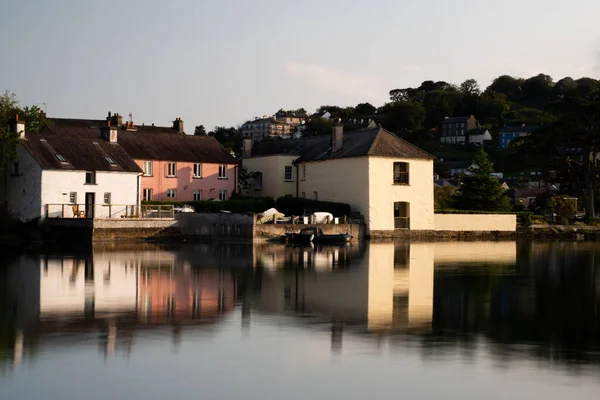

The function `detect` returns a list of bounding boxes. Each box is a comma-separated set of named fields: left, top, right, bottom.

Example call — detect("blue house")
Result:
left=498, top=125, right=539, bottom=149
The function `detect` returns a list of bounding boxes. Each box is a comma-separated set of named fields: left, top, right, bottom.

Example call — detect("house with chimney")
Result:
left=242, top=123, right=435, bottom=234
left=0, top=115, right=142, bottom=222
left=46, top=113, right=239, bottom=202
left=439, top=115, right=491, bottom=145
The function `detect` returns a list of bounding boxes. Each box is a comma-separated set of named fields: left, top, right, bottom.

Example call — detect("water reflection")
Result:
left=1, top=240, right=600, bottom=377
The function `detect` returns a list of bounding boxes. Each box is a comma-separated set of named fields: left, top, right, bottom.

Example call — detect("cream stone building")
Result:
left=242, top=124, right=435, bottom=234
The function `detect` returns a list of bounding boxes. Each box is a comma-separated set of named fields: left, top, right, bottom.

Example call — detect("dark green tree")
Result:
left=453, top=148, right=510, bottom=211
left=0, top=91, right=44, bottom=173
left=194, top=125, right=207, bottom=136
left=377, top=101, right=426, bottom=135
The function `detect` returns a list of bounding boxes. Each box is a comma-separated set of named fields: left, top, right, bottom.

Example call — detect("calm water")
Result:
left=1, top=241, right=599, bottom=399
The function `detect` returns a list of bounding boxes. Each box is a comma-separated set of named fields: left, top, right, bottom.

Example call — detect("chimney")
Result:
left=101, top=120, right=118, bottom=143
left=40, top=110, right=46, bottom=122
left=8, top=114, right=26, bottom=140
left=242, top=137, right=253, bottom=158
left=110, top=112, right=123, bottom=127
left=332, top=119, right=344, bottom=153
left=173, top=117, right=184, bottom=134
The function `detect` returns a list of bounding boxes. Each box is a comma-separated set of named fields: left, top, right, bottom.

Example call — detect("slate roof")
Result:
left=117, top=131, right=237, bottom=164
left=499, top=125, right=540, bottom=134
left=249, top=128, right=434, bottom=163
left=49, top=118, right=185, bottom=135
left=23, top=126, right=142, bottom=172
left=442, top=116, right=470, bottom=124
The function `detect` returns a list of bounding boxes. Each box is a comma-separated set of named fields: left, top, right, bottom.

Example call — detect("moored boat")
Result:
left=285, top=227, right=353, bottom=244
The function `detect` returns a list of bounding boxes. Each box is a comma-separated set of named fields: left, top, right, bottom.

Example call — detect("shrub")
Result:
left=275, top=197, right=352, bottom=217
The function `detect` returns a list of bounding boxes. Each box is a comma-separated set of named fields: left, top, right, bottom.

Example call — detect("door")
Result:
left=85, top=192, right=95, bottom=219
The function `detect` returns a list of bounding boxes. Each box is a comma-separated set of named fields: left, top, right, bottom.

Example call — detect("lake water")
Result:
left=1, top=241, right=599, bottom=399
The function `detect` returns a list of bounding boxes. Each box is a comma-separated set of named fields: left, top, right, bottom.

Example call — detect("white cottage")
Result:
left=242, top=124, right=435, bottom=234
left=1, top=117, right=142, bottom=222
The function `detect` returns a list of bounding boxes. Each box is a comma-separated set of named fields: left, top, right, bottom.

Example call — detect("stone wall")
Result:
left=176, top=213, right=255, bottom=239
left=255, top=222, right=364, bottom=241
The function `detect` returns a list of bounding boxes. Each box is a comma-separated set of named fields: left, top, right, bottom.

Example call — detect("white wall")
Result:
left=42, top=170, right=140, bottom=219
left=4, top=145, right=43, bottom=222
left=434, top=213, right=516, bottom=232
left=368, top=157, right=434, bottom=231
left=297, top=156, right=370, bottom=217
left=243, top=155, right=297, bottom=199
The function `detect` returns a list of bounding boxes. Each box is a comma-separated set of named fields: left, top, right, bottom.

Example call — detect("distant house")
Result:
left=439, top=115, right=480, bottom=144
left=468, top=128, right=492, bottom=146
left=48, top=113, right=238, bottom=202
left=504, top=187, right=557, bottom=209
left=241, top=117, right=292, bottom=142
left=274, top=112, right=306, bottom=127
left=0, top=115, right=142, bottom=222
left=243, top=124, right=435, bottom=234
left=498, top=124, right=539, bottom=149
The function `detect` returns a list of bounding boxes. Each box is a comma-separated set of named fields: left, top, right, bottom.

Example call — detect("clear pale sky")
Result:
left=1, top=0, right=598, bottom=131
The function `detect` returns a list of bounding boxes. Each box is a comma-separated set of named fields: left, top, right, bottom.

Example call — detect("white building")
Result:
left=242, top=124, right=435, bottom=234
left=1, top=117, right=142, bottom=222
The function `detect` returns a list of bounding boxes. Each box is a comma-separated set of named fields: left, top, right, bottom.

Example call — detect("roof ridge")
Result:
left=371, top=128, right=436, bottom=159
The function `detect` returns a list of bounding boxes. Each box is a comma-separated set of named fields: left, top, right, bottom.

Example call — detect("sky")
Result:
left=1, top=0, right=599, bottom=131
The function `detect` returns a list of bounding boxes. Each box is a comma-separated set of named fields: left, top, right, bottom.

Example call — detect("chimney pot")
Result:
left=242, top=137, right=253, bottom=158
left=332, top=122, right=344, bottom=153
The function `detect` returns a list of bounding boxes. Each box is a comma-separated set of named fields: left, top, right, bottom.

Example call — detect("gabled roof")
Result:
left=499, top=125, right=540, bottom=134
left=23, top=126, right=142, bottom=172
left=117, top=131, right=237, bottom=164
left=443, top=116, right=471, bottom=123
left=47, top=117, right=237, bottom=164
left=250, top=128, right=434, bottom=163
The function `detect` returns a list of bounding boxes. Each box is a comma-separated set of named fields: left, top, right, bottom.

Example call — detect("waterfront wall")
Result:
left=254, top=223, right=364, bottom=241
left=176, top=213, right=254, bottom=239
left=433, top=214, right=516, bottom=232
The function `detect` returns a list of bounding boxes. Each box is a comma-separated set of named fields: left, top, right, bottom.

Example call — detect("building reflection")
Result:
left=1, top=247, right=237, bottom=366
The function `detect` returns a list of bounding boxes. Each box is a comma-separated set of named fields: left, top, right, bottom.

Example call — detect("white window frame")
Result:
left=69, top=192, right=77, bottom=204
left=193, top=189, right=202, bottom=201
left=301, top=164, right=306, bottom=180
left=193, top=163, right=203, bottom=178
left=143, top=188, right=152, bottom=201
left=85, top=171, right=96, bottom=184
left=219, top=190, right=228, bottom=201
left=103, top=192, right=111, bottom=205
left=143, top=161, right=153, bottom=176
left=218, top=164, right=227, bottom=179
left=167, top=189, right=177, bottom=198
left=284, top=166, right=293, bottom=181
left=166, top=162, right=177, bottom=177
left=255, top=172, right=263, bottom=190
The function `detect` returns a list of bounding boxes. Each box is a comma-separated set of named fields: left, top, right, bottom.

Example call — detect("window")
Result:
left=10, top=162, right=18, bottom=176
left=219, top=190, right=228, bottom=201
left=255, top=172, right=263, bottom=190
left=393, top=162, right=409, bottom=185
left=167, top=189, right=176, bottom=198
left=193, top=189, right=202, bottom=201
left=301, top=164, right=306, bottom=180
left=394, top=201, right=410, bottom=229
left=55, top=154, right=67, bottom=163
left=301, top=192, right=306, bottom=199
left=284, top=166, right=293, bottom=181
left=103, top=192, right=111, bottom=204
left=104, top=156, right=116, bottom=165
left=85, top=171, right=96, bottom=184
left=143, top=161, right=153, bottom=176
left=143, top=188, right=152, bottom=201
left=193, top=163, right=203, bottom=178
left=166, top=162, right=177, bottom=177
left=314, top=191, right=318, bottom=200
left=218, top=164, right=227, bottom=179
left=69, top=192, right=77, bottom=204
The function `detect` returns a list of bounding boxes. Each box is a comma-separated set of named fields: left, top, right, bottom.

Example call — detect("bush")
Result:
left=275, top=197, right=352, bottom=217
left=143, top=196, right=275, bottom=214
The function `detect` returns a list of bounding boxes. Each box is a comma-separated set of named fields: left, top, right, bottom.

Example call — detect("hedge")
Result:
left=436, top=209, right=532, bottom=227
left=275, top=197, right=352, bottom=217
left=143, top=197, right=275, bottom=214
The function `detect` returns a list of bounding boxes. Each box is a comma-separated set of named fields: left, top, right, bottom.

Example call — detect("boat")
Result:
left=285, top=227, right=353, bottom=244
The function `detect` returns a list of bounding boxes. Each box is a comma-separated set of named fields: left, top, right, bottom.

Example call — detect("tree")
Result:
left=488, top=75, right=523, bottom=103
left=377, top=101, right=426, bottom=135
left=521, top=73, right=553, bottom=108
left=194, top=125, right=206, bottom=136
left=452, top=148, right=510, bottom=211
left=460, top=79, right=481, bottom=96
left=237, top=165, right=258, bottom=194
left=0, top=91, right=44, bottom=173
left=353, top=102, right=376, bottom=116
left=304, top=115, right=333, bottom=137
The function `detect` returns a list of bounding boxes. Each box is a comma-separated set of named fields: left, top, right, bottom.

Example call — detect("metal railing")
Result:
left=45, top=204, right=175, bottom=219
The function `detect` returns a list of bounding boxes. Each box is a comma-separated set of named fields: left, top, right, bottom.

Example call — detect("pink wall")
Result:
left=137, top=160, right=237, bottom=202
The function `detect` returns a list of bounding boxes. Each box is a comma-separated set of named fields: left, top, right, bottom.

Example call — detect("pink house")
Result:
left=117, top=118, right=238, bottom=202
